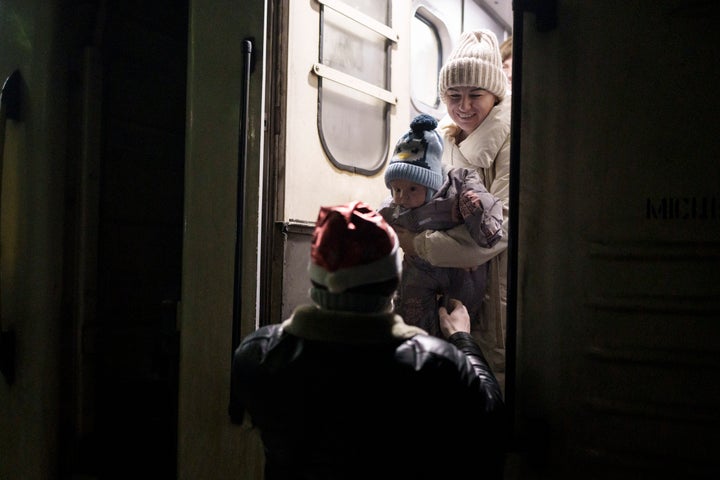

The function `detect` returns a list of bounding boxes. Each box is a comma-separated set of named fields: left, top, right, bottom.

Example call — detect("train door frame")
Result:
left=258, top=0, right=288, bottom=329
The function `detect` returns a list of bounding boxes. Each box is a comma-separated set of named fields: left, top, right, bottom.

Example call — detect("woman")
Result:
left=396, top=29, right=511, bottom=389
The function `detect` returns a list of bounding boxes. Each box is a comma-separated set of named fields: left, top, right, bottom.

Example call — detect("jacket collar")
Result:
left=282, top=304, right=426, bottom=344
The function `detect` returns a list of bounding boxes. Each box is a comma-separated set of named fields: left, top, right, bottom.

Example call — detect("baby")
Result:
left=379, top=114, right=503, bottom=336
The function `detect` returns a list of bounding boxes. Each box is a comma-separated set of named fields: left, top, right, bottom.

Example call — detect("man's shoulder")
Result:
left=397, top=333, right=464, bottom=366
left=234, top=324, right=285, bottom=361
left=241, top=324, right=283, bottom=344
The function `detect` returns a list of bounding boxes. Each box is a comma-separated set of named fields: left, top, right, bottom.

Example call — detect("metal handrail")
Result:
left=317, top=0, right=398, bottom=42
left=231, top=40, right=254, bottom=356
left=0, top=69, right=21, bottom=386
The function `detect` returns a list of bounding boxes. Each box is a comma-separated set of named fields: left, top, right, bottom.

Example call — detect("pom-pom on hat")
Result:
left=308, top=201, right=401, bottom=312
left=384, top=114, right=444, bottom=200
left=438, top=29, right=506, bottom=102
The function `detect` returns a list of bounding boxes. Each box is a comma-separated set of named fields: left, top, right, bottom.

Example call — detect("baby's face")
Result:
left=389, top=179, right=427, bottom=209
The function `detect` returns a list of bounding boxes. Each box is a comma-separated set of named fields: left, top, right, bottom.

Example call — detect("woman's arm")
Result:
left=412, top=224, right=508, bottom=268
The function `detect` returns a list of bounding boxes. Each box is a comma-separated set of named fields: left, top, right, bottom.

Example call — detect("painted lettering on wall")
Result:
left=646, top=197, right=718, bottom=219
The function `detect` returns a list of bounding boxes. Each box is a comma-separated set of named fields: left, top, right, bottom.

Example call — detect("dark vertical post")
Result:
left=232, top=39, right=254, bottom=355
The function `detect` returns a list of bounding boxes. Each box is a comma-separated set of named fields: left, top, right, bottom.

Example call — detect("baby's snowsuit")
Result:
left=379, top=167, right=503, bottom=337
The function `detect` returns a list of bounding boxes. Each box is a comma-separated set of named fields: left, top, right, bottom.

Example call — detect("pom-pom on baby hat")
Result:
left=438, top=29, right=506, bottom=102
left=384, top=114, right=444, bottom=199
left=308, top=201, right=401, bottom=312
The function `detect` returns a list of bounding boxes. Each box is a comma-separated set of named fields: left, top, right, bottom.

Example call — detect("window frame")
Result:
left=313, top=0, right=397, bottom=176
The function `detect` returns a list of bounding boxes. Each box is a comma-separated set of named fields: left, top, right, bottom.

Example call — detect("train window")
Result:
left=312, top=0, right=396, bottom=175
left=408, top=5, right=449, bottom=120
left=411, top=13, right=441, bottom=109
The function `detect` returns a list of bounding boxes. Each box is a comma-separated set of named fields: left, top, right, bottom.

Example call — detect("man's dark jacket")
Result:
left=230, top=305, right=505, bottom=480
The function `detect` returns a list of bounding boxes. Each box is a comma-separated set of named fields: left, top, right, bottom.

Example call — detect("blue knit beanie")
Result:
left=385, top=114, right=444, bottom=201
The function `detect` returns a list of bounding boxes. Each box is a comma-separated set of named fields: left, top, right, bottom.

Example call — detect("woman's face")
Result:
left=389, top=179, right=427, bottom=209
left=444, top=86, right=498, bottom=138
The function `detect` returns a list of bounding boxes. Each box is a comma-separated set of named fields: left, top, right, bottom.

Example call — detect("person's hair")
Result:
left=500, top=36, right=512, bottom=62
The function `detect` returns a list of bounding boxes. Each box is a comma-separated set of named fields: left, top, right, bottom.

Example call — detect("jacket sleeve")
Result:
left=229, top=339, right=252, bottom=424
left=456, top=169, right=504, bottom=248
left=446, top=331, right=504, bottom=405
left=228, top=326, right=280, bottom=425
left=414, top=224, right=508, bottom=268
left=414, top=140, right=510, bottom=268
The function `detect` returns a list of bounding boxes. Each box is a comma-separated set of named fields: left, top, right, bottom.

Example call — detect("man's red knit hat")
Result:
left=309, top=201, right=401, bottom=312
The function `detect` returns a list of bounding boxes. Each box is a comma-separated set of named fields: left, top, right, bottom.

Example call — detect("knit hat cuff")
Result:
left=439, top=59, right=507, bottom=101
left=309, top=240, right=401, bottom=294
left=385, top=161, right=443, bottom=193
left=309, top=288, right=392, bottom=313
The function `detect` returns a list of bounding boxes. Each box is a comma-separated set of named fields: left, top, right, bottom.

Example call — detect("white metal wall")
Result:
left=179, top=0, right=265, bottom=478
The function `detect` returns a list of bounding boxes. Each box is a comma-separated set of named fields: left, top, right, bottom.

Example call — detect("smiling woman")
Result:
left=408, top=28, right=512, bottom=393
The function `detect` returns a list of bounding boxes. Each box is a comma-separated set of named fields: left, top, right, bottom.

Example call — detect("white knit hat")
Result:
left=438, top=29, right=506, bottom=102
